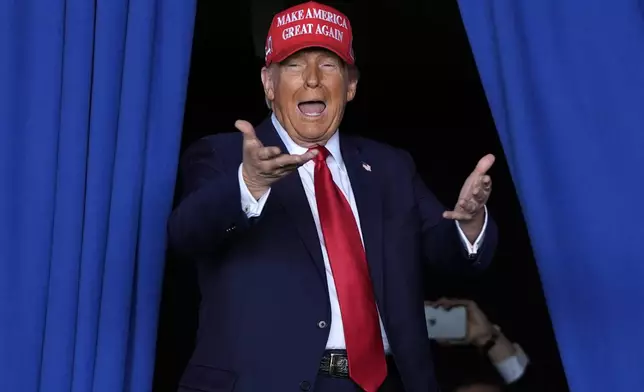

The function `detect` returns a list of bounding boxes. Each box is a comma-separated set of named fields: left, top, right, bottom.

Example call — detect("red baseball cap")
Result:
left=264, top=1, right=355, bottom=66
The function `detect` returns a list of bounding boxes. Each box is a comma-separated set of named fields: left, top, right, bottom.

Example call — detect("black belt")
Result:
left=318, top=350, right=394, bottom=379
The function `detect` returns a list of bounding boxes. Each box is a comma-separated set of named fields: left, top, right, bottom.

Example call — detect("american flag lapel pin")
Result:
left=362, top=162, right=371, bottom=172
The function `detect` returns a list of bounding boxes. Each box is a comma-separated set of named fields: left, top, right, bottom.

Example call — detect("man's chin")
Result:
left=288, top=123, right=337, bottom=146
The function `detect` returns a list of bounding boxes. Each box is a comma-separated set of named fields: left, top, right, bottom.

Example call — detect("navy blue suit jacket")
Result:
left=168, top=117, right=498, bottom=392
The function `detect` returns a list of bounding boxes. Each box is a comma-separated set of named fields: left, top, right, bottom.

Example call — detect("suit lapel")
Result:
left=255, top=119, right=326, bottom=281
left=340, top=136, right=385, bottom=300
left=253, top=119, right=386, bottom=295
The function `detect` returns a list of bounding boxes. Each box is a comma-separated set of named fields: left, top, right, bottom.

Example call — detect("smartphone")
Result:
left=424, top=305, right=467, bottom=340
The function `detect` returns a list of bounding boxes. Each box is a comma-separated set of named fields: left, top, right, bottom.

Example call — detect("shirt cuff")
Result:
left=238, top=163, right=270, bottom=218
left=455, top=205, right=488, bottom=255
left=494, top=344, right=530, bottom=384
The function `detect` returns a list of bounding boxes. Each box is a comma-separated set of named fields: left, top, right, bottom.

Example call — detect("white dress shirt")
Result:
left=238, top=114, right=488, bottom=351
left=494, top=344, right=530, bottom=384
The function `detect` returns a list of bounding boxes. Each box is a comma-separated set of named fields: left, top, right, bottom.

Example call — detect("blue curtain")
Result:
left=458, top=1, right=644, bottom=391
left=0, top=0, right=196, bottom=391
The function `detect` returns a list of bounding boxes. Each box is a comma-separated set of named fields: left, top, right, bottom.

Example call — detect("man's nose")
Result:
left=304, top=67, right=321, bottom=88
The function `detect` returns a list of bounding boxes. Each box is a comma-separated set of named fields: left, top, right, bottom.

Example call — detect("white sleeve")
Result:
left=238, top=163, right=271, bottom=217
left=455, top=205, right=488, bottom=254
left=494, top=344, right=530, bottom=384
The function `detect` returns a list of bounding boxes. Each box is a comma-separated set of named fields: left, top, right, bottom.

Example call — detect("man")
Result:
left=168, top=2, right=497, bottom=391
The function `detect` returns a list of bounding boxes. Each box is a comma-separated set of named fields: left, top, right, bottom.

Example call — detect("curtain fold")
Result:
left=457, top=1, right=644, bottom=391
left=0, top=0, right=196, bottom=391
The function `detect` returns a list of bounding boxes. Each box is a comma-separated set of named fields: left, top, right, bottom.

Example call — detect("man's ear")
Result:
left=346, top=75, right=358, bottom=102
left=261, top=66, right=275, bottom=101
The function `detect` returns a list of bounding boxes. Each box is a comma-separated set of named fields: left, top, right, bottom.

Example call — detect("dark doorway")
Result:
left=153, top=0, right=569, bottom=391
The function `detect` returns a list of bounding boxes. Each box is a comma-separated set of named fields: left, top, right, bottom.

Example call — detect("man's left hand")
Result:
left=443, top=154, right=495, bottom=228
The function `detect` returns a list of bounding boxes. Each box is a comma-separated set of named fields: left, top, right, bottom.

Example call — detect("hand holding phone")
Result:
left=424, top=304, right=467, bottom=340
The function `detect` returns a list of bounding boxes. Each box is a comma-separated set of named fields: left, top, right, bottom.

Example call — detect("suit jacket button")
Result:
left=299, top=381, right=311, bottom=391
left=317, top=321, right=327, bottom=329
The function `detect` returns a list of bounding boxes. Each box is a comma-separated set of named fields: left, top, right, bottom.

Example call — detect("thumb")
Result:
left=474, top=154, right=496, bottom=175
left=235, top=120, right=257, bottom=140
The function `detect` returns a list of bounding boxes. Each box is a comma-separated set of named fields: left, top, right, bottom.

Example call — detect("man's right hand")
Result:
left=235, top=120, right=318, bottom=200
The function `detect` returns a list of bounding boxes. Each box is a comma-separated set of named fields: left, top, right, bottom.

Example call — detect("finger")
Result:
left=481, top=175, right=492, bottom=189
left=272, top=150, right=318, bottom=168
left=472, top=184, right=482, bottom=198
left=258, top=155, right=310, bottom=174
left=257, top=146, right=282, bottom=160
left=471, top=174, right=491, bottom=195
left=473, top=154, right=495, bottom=175
left=431, top=298, right=454, bottom=308
left=477, top=191, right=490, bottom=204
left=258, top=162, right=302, bottom=178
left=437, top=298, right=471, bottom=307
left=237, top=120, right=265, bottom=151
left=472, top=186, right=488, bottom=202
left=457, top=198, right=479, bottom=214
left=235, top=120, right=257, bottom=140
left=275, top=163, right=300, bottom=172
left=298, top=148, right=319, bottom=162
left=443, top=210, right=473, bottom=221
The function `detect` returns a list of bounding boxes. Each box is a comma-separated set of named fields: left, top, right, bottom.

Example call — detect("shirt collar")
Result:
left=271, top=113, right=344, bottom=167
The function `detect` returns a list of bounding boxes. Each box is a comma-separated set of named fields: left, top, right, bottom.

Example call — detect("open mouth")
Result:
left=297, top=100, right=327, bottom=117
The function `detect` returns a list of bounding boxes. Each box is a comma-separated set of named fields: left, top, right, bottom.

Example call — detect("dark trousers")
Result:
left=314, top=359, right=404, bottom=392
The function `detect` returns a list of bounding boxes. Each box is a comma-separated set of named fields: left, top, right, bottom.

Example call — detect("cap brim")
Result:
left=269, top=41, right=354, bottom=66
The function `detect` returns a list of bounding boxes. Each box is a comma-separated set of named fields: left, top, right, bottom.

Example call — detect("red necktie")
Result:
left=311, top=146, right=387, bottom=392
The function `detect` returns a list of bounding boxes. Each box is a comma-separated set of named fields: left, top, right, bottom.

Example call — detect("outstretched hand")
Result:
left=236, top=120, right=317, bottom=199
left=443, top=154, right=495, bottom=222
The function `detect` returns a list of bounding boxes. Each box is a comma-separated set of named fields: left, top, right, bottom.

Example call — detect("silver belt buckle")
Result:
left=329, top=353, right=349, bottom=377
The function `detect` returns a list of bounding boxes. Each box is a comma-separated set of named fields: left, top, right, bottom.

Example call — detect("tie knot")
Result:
left=309, top=145, right=330, bottom=162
